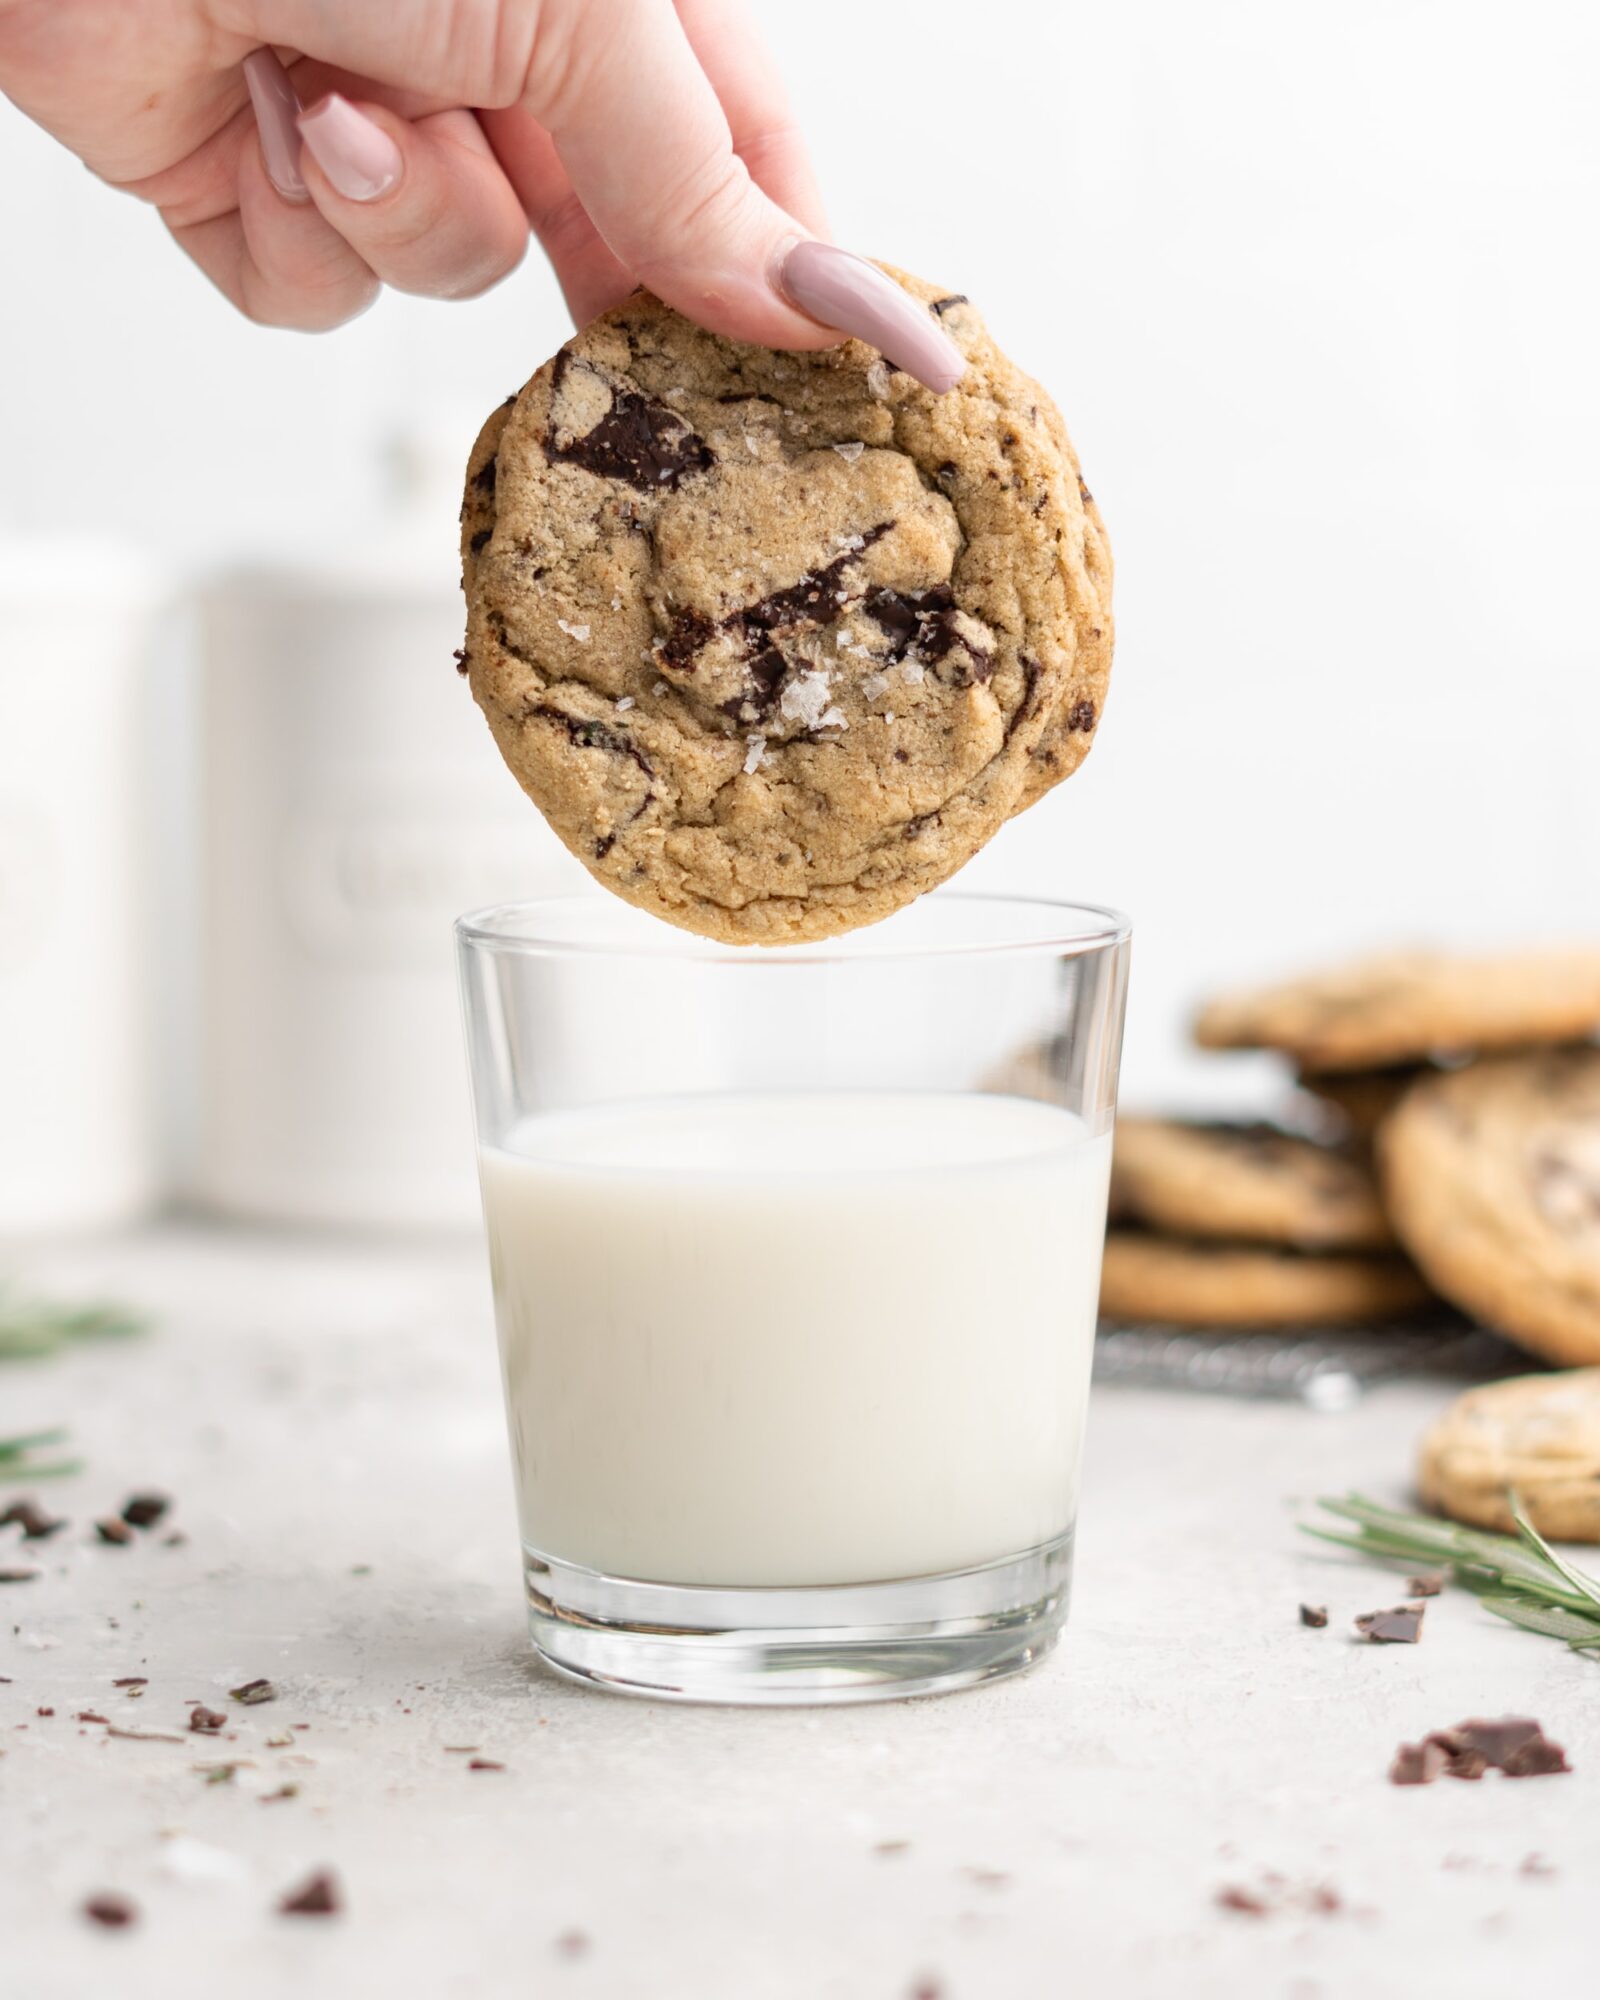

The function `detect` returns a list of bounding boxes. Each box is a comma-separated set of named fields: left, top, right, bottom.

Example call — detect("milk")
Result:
left=480, top=1092, right=1111, bottom=1588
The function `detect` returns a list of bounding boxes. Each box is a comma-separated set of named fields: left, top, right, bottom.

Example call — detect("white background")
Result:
left=3, top=0, right=1599, bottom=1113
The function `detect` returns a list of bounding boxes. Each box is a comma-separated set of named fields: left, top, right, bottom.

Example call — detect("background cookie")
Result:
left=1110, top=1117, right=1394, bottom=1248
left=460, top=272, right=1110, bottom=944
left=1419, top=1371, right=1600, bottom=1541
left=1380, top=1050, right=1600, bottom=1366
left=1194, top=948, right=1600, bottom=1072
left=1296, top=1065, right=1427, bottom=1141
left=1099, top=1231, right=1432, bottom=1328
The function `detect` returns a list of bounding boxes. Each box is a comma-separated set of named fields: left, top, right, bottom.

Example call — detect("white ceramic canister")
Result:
left=0, top=543, right=166, bottom=1232
left=196, top=434, right=587, bottom=1228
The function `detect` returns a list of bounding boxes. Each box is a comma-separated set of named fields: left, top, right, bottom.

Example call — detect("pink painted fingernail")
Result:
left=297, top=94, right=402, bottom=203
left=778, top=242, right=966, bottom=395
left=243, top=49, right=308, bottom=204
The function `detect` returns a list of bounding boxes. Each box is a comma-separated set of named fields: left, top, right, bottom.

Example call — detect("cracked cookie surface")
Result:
left=459, top=270, right=1110, bottom=943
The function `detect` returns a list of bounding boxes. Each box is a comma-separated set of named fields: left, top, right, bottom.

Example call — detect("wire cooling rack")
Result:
left=1092, top=1318, right=1531, bottom=1409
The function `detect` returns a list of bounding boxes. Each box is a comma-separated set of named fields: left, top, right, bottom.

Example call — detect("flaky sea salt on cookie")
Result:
left=458, top=272, right=1110, bottom=945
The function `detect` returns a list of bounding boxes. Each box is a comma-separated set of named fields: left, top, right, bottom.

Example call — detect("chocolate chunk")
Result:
left=660, top=608, right=716, bottom=670
left=469, top=528, right=491, bottom=554
left=121, top=1493, right=169, bottom=1530
left=0, top=1498, right=64, bottom=1539
left=1004, top=656, right=1045, bottom=742
left=679, top=523, right=893, bottom=713
left=189, top=1705, right=227, bottom=1735
left=1299, top=1603, right=1329, bottom=1628
left=1450, top=1718, right=1548, bottom=1767
left=1065, top=698, right=1097, bottom=733
left=544, top=353, right=713, bottom=492
left=230, top=1678, right=276, bottom=1706
left=1406, top=1572, right=1445, bottom=1598
left=529, top=707, right=654, bottom=783
left=454, top=647, right=471, bottom=676
left=1390, top=1739, right=1450, bottom=1786
left=929, top=294, right=969, bottom=316
left=94, top=1518, right=134, bottom=1546
left=1389, top=1717, right=1570, bottom=1785
left=83, top=1893, right=138, bottom=1929
left=903, top=812, right=940, bottom=841
left=861, top=583, right=990, bottom=683
left=1215, top=1886, right=1269, bottom=1916
left=1078, top=474, right=1094, bottom=504
left=279, top=1870, right=342, bottom=1917
left=1354, top=1603, right=1425, bottom=1643
left=738, top=522, right=890, bottom=636
left=473, top=454, right=498, bottom=494
left=1501, top=1735, right=1571, bottom=1778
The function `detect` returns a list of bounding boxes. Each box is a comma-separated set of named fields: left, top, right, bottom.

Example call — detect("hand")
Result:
left=0, top=0, right=963, bottom=388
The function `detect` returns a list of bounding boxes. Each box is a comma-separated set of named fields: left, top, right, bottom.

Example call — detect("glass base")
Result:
left=522, top=1531, right=1074, bottom=1706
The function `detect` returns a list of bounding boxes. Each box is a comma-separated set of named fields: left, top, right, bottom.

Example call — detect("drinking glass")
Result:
left=457, top=890, right=1130, bottom=1704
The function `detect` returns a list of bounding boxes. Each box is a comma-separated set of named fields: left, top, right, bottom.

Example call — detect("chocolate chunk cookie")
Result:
left=459, top=270, right=1110, bottom=943
left=1099, top=1231, right=1432, bottom=1328
left=1380, top=1051, right=1600, bottom=1365
left=1194, top=948, right=1600, bottom=1073
left=1419, top=1371, right=1600, bottom=1541
left=1111, top=1117, right=1395, bottom=1249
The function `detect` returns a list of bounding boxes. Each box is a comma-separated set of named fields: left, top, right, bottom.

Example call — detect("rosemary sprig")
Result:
left=0, top=1293, right=146, bottom=1362
left=0, top=1427, right=81, bottom=1482
left=1304, top=1493, right=1600, bottom=1656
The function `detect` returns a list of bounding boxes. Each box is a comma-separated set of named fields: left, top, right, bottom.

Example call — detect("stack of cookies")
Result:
left=1101, top=947, right=1600, bottom=1353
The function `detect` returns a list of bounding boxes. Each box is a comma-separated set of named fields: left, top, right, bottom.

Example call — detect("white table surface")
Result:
left=2, top=1225, right=1593, bottom=2000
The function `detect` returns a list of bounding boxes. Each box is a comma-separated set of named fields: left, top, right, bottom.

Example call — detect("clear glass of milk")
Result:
left=457, top=891, right=1130, bottom=1704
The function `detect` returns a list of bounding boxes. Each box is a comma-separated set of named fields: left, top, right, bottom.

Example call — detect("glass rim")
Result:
left=454, top=889, right=1131, bottom=967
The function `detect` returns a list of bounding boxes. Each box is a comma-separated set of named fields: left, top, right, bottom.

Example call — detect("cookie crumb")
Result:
left=83, top=1893, right=137, bottom=1929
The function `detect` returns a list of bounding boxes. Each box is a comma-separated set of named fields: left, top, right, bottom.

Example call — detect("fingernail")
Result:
left=297, top=94, right=402, bottom=203
left=778, top=242, right=966, bottom=395
left=243, top=49, right=309, bottom=204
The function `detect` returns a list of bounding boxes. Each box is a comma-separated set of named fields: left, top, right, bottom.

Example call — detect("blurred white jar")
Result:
left=197, top=432, right=587, bottom=1228
left=0, top=544, right=165, bottom=1231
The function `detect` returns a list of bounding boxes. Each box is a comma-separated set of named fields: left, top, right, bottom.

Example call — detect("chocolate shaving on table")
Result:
left=278, top=1869, right=342, bottom=1917
left=1299, top=1604, right=1329, bottom=1628
left=76, top=1711, right=108, bottom=1724
left=1389, top=1717, right=1570, bottom=1785
left=1406, top=1572, right=1445, bottom=1597
left=0, top=1566, right=40, bottom=1583
left=111, top=1677, right=147, bottom=1688
left=83, top=1893, right=138, bottom=1928
left=230, top=1678, right=276, bottom=1706
left=107, top=1725, right=186, bottom=1743
left=188, top=1704, right=227, bottom=1735
left=120, top=1493, right=170, bottom=1530
left=0, top=1498, right=65, bottom=1539
left=95, top=1517, right=134, bottom=1546
left=1215, top=1886, right=1269, bottom=1916
left=1354, top=1602, right=1425, bottom=1643
left=468, top=1758, right=506, bottom=1772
